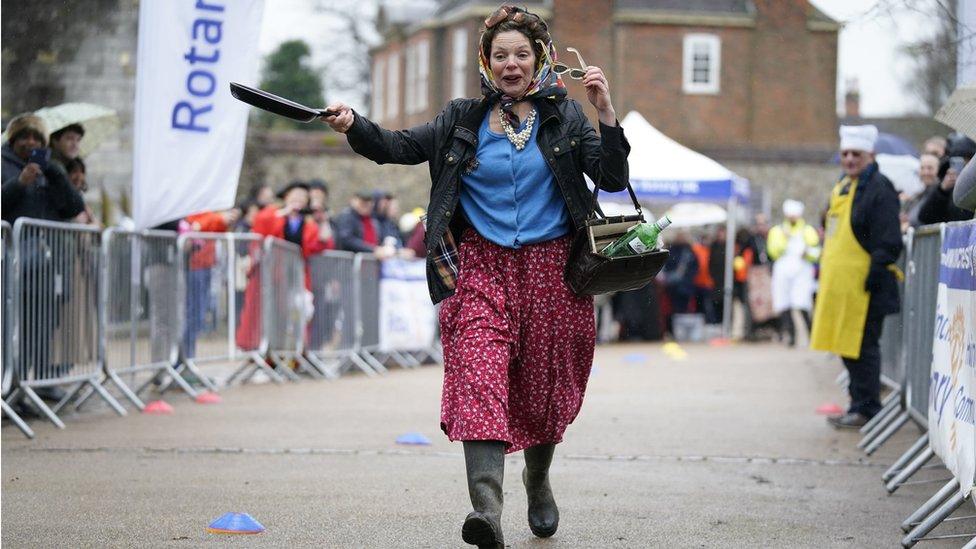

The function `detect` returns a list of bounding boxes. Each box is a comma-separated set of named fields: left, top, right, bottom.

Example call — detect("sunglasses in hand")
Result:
left=536, top=40, right=589, bottom=79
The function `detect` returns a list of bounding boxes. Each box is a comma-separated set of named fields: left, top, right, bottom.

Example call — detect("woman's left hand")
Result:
left=582, top=66, right=615, bottom=123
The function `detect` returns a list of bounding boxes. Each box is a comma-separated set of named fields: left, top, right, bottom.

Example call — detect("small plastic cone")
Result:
left=815, top=403, right=844, bottom=415
left=142, top=400, right=174, bottom=415
left=195, top=391, right=222, bottom=404
left=395, top=432, right=432, bottom=445
left=207, top=512, right=265, bottom=535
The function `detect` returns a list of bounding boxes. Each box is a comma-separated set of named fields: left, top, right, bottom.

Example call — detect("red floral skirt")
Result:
left=439, top=230, right=595, bottom=453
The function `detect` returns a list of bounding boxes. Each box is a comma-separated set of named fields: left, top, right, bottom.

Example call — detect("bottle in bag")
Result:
left=601, top=215, right=672, bottom=258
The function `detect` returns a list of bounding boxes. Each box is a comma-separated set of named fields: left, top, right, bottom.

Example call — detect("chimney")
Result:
left=844, top=77, right=860, bottom=119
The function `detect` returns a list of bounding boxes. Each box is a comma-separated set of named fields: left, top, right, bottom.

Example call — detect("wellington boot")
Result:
left=461, top=440, right=505, bottom=549
left=523, top=443, right=559, bottom=538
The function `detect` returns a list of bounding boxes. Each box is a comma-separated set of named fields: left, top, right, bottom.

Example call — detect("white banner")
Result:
left=929, top=222, right=976, bottom=498
left=133, top=0, right=264, bottom=229
left=379, top=259, right=436, bottom=352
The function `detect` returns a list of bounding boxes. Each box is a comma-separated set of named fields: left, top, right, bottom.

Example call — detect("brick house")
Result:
left=369, top=0, right=840, bottom=164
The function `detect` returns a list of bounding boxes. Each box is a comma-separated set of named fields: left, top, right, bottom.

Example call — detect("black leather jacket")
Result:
left=346, top=96, right=631, bottom=303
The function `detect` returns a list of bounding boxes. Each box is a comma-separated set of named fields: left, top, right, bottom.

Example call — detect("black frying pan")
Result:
left=229, top=82, right=338, bottom=122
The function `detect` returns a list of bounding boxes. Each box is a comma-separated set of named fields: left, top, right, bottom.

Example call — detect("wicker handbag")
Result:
left=564, top=181, right=670, bottom=295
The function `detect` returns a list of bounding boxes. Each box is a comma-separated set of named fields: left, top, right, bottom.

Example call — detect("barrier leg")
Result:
left=21, top=387, right=66, bottom=429
left=346, top=353, right=379, bottom=377
left=902, top=491, right=968, bottom=547
left=360, top=350, right=389, bottom=374
left=52, top=381, right=88, bottom=414
left=248, top=352, right=285, bottom=384
left=834, top=370, right=849, bottom=387
left=268, top=354, right=302, bottom=382
left=105, top=371, right=147, bottom=410
left=863, top=411, right=910, bottom=455
left=858, top=404, right=901, bottom=449
left=901, top=479, right=958, bottom=532
left=887, top=446, right=935, bottom=494
left=861, top=391, right=901, bottom=434
left=883, top=433, right=929, bottom=482
left=181, top=359, right=220, bottom=393
left=290, top=352, right=325, bottom=379
left=87, top=378, right=127, bottom=416
left=305, top=353, right=340, bottom=380
left=392, top=350, right=421, bottom=368
left=1, top=399, right=35, bottom=439
left=224, top=362, right=254, bottom=387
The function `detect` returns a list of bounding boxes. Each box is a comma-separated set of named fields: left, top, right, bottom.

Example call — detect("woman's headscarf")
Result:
left=478, top=5, right=566, bottom=127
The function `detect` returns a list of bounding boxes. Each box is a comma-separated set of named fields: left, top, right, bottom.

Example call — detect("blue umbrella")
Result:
left=832, top=131, right=919, bottom=162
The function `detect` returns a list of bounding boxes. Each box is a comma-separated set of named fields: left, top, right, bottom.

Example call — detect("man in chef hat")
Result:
left=811, top=125, right=903, bottom=428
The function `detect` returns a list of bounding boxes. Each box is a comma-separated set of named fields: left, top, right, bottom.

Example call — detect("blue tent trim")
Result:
left=603, top=177, right=750, bottom=204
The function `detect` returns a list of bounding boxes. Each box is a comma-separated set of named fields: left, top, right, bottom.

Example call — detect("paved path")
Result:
left=2, top=343, right=972, bottom=547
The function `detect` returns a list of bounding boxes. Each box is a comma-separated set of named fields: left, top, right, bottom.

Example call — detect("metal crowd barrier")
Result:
left=306, top=251, right=378, bottom=377
left=1, top=219, right=444, bottom=437
left=840, top=221, right=976, bottom=547
left=898, top=221, right=975, bottom=548
left=82, top=229, right=197, bottom=410
left=1, top=220, right=34, bottom=438
left=176, top=232, right=284, bottom=388
left=858, top=252, right=912, bottom=456
left=357, top=256, right=435, bottom=371
left=6, top=219, right=126, bottom=429
left=259, top=238, right=328, bottom=380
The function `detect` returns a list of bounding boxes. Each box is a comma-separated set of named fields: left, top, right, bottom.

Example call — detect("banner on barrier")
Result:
left=929, top=222, right=976, bottom=497
left=379, top=259, right=435, bottom=352
left=132, top=0, right=265, bottom=229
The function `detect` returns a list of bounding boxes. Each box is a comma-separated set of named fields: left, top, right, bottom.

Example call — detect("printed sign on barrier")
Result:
left=929, top=222, right=976, bottom=498
left=379, top=259, right=436, bottom=352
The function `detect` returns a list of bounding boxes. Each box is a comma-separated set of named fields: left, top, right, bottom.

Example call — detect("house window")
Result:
left=372, top=57, right=385, bottom=122
left=451, top=28, right=468, bottom=99
left=405, top=40, right=429, bottom=114
left=415, top=38, right=429, bottom=111
left=682, top=34, right=721, bottom=94
left=386, top=51, right=400, bottom=118
left=404, top=44, right=416, bottom=113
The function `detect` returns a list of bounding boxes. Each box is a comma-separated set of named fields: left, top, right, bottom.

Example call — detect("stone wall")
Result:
left=725, top=160, right=839, bottom=224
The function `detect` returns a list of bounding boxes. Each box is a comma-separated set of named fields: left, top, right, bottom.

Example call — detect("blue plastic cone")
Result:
left=207, top=512, right=266, bottom=535
left=395, top=432, right=432, bottom=446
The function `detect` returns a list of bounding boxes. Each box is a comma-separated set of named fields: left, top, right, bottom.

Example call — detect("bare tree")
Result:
left=900, top=0, right=958, bottom=114
left=313, top=0, right=381, bottom=113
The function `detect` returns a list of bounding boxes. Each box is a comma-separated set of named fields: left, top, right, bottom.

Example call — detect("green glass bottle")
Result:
left=601, top=215, right=672, bottom=257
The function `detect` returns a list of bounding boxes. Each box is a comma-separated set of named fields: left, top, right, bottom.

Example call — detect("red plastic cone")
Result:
left=815, top=402, right=844, bottom=415
left=708, top=337, right=732, bottom=347
left=143, top=400, right=174, bottom=415
left=195, top=391, right=222, bottom=404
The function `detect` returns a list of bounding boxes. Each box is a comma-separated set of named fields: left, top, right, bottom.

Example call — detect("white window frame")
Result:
left=451, top=27, right=468, bottom=99
left=415, top=38, right=429, bottom=112
left=682, top=34, right=721, bottom=95
left=372, top=57, right=385, bottom=122
left=386, top=51, right=400, bottom=118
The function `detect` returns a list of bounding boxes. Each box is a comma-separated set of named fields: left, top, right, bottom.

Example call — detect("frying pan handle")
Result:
left=318, top=109, right=339, bottom=118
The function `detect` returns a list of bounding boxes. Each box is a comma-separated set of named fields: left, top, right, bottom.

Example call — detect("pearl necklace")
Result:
left=499, top=107, right=536, bottom=151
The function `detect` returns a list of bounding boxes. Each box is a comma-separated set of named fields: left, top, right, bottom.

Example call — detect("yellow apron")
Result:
left=810, top=177, right=871, bottom=359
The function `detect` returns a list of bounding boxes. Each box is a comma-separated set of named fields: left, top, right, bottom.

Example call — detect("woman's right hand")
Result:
left=321, top=102, right=354, bottom=133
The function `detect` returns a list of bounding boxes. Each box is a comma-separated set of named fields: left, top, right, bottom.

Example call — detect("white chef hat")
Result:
left=839, top=125, right=878, bottom=153
left=783, top=199, right=804, bottom=217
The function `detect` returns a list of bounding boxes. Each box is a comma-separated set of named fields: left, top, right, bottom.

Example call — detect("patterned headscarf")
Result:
left=479, top=5, right=566, bottom=127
